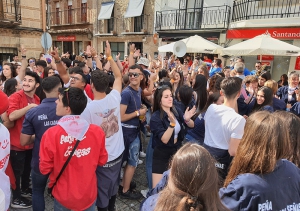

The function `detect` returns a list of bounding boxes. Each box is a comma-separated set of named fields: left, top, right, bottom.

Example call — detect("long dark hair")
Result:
left=193, top=74, right=208, bottom=111
left=1, top=63, right=17, bottom=82
left=3, top=78, right=18, bottom=96
left=177, top=85, right=193, bottom=108
left=152, top=85, right=178, bottom=118
left=252, top=86, right=273, bottom=112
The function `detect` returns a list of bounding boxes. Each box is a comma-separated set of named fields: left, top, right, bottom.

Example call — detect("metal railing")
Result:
left=0, top=0, right=21, bottom=24
left=155, top=5, right=230, bottom=31
left=49, top=7, right=89, bottom=26
left=232, top=0, right=300, bottom=22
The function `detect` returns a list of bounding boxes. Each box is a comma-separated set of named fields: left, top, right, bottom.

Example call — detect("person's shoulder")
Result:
left=278, top=85, right=288, bottom=92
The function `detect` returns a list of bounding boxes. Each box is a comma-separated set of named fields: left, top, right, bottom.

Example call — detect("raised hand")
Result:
left=129, top=43, right=135, bottom=53
left=134, top=49, right=140, bottom=58
left=86, top=45, right=91, bottom=57
left=105, top=40, right=111, bottom=58
left=20, top=44, right=27, bottom=56
left=184, top=106, right=196, bottom=122
left=116, top=52, right=120, bottom=60
left=50, top=47, right=60, bottom=60
left=91, top=46, right=97, bottom=57
left=167, top=112, right=176, bottom=125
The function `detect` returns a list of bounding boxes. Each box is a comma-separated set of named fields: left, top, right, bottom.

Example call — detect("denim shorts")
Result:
left=127, top=136, right=140, bottom=167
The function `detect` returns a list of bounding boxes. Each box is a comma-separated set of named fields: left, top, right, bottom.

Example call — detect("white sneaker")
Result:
left=141, top=189, right=149, bottom=198
left=139, top=151, right=146, bottom=158
left=138, top=159, right=143, bottom=165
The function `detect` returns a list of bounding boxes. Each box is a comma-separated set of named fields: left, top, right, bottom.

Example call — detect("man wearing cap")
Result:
left=0, top=90, right=10, bottom=211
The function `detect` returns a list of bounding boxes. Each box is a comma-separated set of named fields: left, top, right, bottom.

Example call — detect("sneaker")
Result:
left=138, top=159, right=143, bottom=165
left=11, top=197, right=32, bottom=208
left=139, top=151, right=146, bottom=158
left=21, top=188, right=32, bottom=198
left=141, top=189, right=149, bottom=198
left=119, top=189, right=142, bottom=200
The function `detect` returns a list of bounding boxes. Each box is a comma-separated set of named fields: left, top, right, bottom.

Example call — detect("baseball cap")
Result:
left=136, top=57, right=150, bottom=67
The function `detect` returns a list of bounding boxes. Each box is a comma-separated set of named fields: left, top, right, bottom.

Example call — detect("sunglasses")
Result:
left=128, top=72, right=140, bottom=78
left=29, top=60, right=35, bottom=63
left=255, top=66, right=261, bottom=68
left=64, top=88, right=70, bottom=106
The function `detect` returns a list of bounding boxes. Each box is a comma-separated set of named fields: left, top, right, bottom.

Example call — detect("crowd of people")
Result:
left=0, top=41, right=300, bottom=211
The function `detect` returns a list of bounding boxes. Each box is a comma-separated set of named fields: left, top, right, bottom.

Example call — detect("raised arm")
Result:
left=18, top=45, right=28, bottom=82
left=51, top=47, right=69, bottom=84
left=115, top=52, right=123, bottom=72
left=85, top=45, right=93, bottom=70
left=128, top=43, right=136, bottom=66
left=105, top=41, right=122, bottom=93
left=91, top=46, right=102, bottom=70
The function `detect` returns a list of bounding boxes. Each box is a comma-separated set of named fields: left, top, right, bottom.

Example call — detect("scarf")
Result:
left=57, top=115, right=89, bottom=141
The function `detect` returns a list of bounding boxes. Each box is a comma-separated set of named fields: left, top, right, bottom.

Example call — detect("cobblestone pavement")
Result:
left=11, top=137, right=149, bottom=211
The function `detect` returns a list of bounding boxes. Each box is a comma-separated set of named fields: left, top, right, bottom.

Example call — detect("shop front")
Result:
left=226, top=28, right=300, bottom=81
left=52, top=35, right=91, bottom=56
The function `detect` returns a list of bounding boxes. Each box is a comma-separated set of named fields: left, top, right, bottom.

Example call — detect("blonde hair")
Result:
left=264, top=80, right=278, bottom=95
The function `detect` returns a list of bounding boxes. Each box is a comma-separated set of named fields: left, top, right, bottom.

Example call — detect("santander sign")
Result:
left=227, top=28, right=300, bottom=39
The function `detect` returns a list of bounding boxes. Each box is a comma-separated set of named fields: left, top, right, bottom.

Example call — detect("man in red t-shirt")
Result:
left=39, top=87, right=108, bottom=211
left=7, top=71, right=40, bottom=208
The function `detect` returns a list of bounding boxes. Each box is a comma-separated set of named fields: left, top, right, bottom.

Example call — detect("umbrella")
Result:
left=158, top=35, right=223, bottom=54
left=221, top=33, right=300, bottom=58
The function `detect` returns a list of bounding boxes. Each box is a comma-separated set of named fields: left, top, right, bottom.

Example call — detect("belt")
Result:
left=102, top=153, right=123, bottom=168
left=121, top=123, right=138, bottom=129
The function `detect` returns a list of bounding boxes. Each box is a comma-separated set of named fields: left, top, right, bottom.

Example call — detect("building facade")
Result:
left=0, top=0, right=44, bottom=63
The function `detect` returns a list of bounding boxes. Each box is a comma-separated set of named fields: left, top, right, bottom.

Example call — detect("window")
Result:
left=107, top=8, right=114, bottom=33
left=67, top=0, right=72, bottom=24
left=81, top=2, right=87, bottom=22
left=55, top=2, right=60, bottom=25
left=103, top=42, right=125, bottom=61
left=0, top=0, right=3, bottom=19
left=134, top=9, right=144, bottom=32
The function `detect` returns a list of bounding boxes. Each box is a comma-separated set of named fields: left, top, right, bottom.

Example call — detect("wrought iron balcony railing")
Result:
left=49, top=7, right=89, bottom=26
left=155, top=5, right=230, bottom=31
left=232, top=0, right=300, bottom=22
left=0, top=0, right=21, bottom=24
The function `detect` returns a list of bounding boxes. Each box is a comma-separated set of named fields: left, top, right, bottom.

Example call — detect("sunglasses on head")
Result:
left=128, top=72, right=140, bottom=78
left=157, top=85, right=169, bottom=90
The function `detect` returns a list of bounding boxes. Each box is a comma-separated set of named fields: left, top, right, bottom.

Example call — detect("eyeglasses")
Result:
left=70, top=76, right=81, bottom=81
left=64, top=88, right=70, bottom=106
left=128, top=72, right=140, bottom=78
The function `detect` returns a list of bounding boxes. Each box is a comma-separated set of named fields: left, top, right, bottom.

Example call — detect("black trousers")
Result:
left=10, top=149, right=32, bottom=199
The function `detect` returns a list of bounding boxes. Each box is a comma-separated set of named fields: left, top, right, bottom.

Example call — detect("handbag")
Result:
left=47, top=139, right=80, bottom=197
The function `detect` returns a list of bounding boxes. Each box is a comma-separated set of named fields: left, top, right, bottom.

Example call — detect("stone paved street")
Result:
left=11, top=138, right=149, bottom=211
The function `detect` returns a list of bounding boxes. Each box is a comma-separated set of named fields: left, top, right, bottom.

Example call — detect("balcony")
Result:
left=49, top=7, right=90, bottom=26
left=0, top=0, right=21, bottom=26
left=155, top=5, right=231, bottom=31
left=122, top=15, right=149, bottom=34
left=232, top=0, right=300, bottom=22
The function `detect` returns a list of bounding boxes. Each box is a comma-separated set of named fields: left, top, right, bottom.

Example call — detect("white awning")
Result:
left=124, top=0, right=145, bottom=18
left=81, top=0, right=87, bottom=3
left=98, top=1, right=115, bottom=20
left=68, top=0, right=72, bottom=6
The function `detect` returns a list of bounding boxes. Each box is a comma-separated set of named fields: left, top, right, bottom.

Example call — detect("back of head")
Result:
left=91, top=70, right=109, bottom=93
left=234, top=62, right=245, bottom=74
left=224, top=111, right=290, bottom=187
left=3, top=78, right=17, bottom=97
left=215, top=58, right=222, bottom=66
left=273, top=111, right=300, bottom=168
left=158, top=69, right=168, bottom=80
left=41, top=76, right=61, bottom=93
left=61, top=58, right=72, bottom=68
left=154, top=143, right=228, bottom=211
left=178, top=85, right=193, bottom=107
left=260, top=71, right=271, bottom=81
left=36, top=60, right=47, bottom=69
left=59, top=87, right=87, bottom=115
left=264, top=80, right=277, bottom=95
left=220, top=77, right=242, bottom=99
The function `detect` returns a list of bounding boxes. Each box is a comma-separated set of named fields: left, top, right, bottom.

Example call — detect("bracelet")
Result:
left=22, top=55, right=26, bottom=58
left=135, top=110, right=140, bottom=117
left=107, top=56, right=113, bottom=61
left=169, top=123, right=175, bottom=128
left=55, top=59, right=61, bottom=64
left=130, top=52, right=134, bottom=55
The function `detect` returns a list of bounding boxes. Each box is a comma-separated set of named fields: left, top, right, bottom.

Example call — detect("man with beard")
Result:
left=7, top=70, right=40, bottom=208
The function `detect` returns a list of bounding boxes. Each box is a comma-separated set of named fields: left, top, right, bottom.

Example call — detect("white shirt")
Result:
left=81, top=89, right=124, bottom=162
left=0, top=124, right=11, bottom=211
left=204, top=104, right=245, bottom=150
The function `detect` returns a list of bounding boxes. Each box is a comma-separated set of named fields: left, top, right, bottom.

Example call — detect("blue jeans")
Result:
left=31, top=170, right=49, bottom=211
left=127, top=136, right=140, bottom=167
left=146, top=134, right=153, bottom=190
left=185, top=134, right=201, bottom=145
left=54, top=199, right=95, bottom=211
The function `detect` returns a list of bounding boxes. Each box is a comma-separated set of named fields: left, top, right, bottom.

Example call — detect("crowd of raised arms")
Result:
left=0, top=41, right=300, bottom=211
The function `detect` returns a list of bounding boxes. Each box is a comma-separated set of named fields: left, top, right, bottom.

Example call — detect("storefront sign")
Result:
left=257, top=55, right=274, bottom=60
left=295, top=56, right=300, bottom=70
left=261, top=61, right=271, bottom=66
left=227, top=28, right=300, bottom=39
left=57, top=36, right=76, bottom=41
